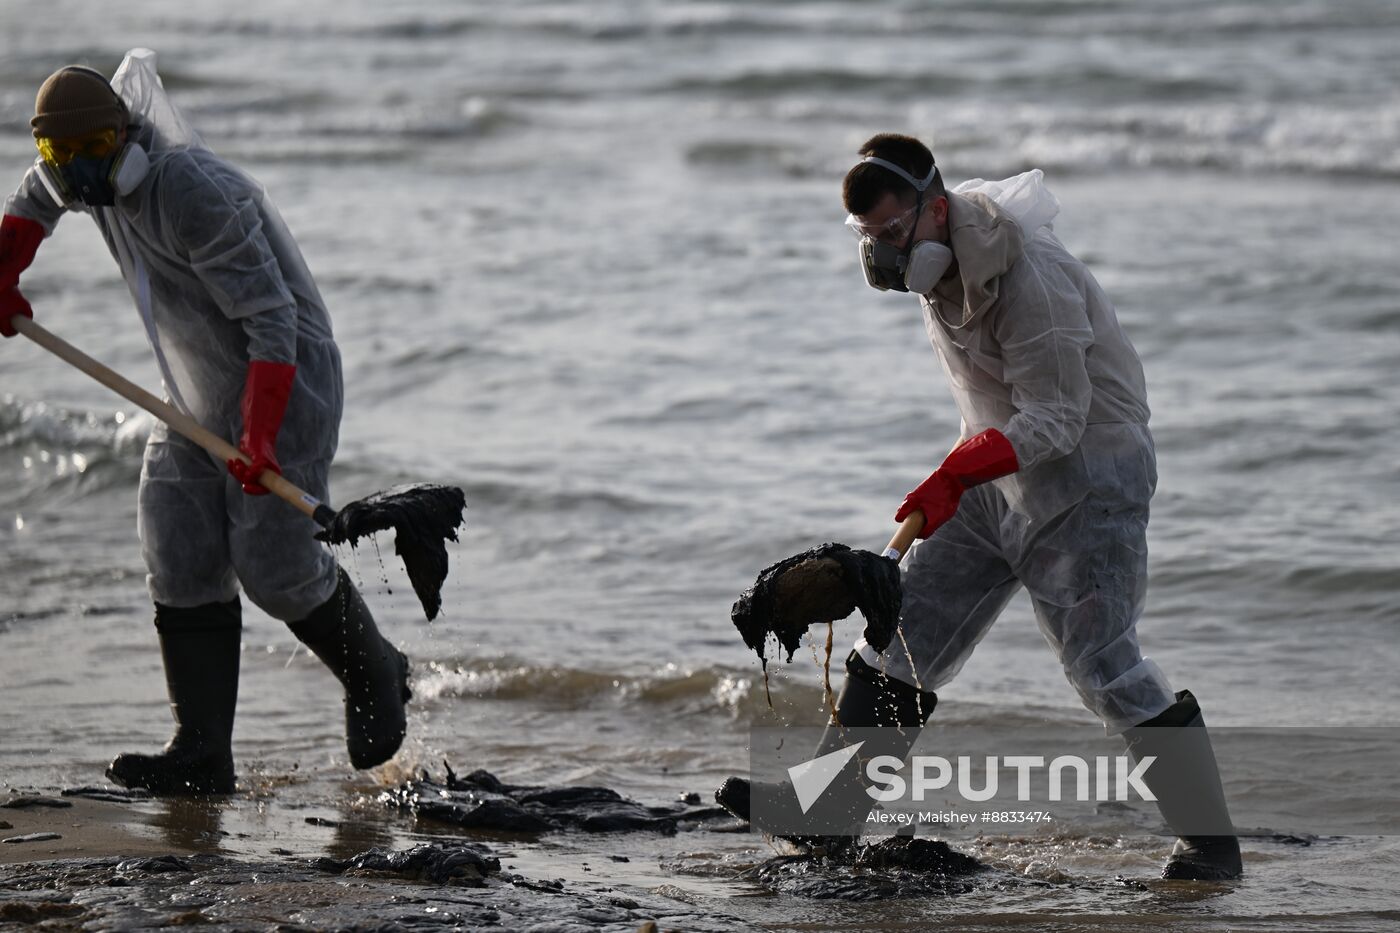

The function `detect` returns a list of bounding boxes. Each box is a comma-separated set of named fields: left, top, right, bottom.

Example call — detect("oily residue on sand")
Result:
left=381, top=762, right=731, bottom=835
left=744, top=836, right=988, bottom=901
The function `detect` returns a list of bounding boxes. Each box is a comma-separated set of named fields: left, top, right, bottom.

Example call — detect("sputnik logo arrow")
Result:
left=787, top=741, right=865, bottom=814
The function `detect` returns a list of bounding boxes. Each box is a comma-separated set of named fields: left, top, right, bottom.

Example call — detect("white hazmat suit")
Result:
left=4, top=49, right=340, bottom=621
left=855, top=171, right=1176, bottom=734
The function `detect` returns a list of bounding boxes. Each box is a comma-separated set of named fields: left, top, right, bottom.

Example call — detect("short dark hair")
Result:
left=842, top=133, right=946, bottom=215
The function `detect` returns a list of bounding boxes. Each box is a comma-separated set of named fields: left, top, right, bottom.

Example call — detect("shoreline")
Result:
left=0, top=789, right=745, bottom=931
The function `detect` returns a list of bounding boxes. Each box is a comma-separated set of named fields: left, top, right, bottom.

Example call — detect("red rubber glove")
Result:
left=1, top=214, right=45, bottom=293
left=227, top=360, right=296, bottom=495
left=0, top=287, right=33, bottom=339
left=894, top=428, right=1020, bottom=539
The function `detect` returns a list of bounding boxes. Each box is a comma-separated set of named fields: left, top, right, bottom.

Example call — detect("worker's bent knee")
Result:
left=146, top=569, right=240, bottom=611
left=238, top=559, right=338, bottom=623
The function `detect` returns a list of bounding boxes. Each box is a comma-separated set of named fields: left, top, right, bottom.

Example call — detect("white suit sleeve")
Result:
left=4, top=163, right=65, bottom=233
left=167, top=155, right=298, bottom=364
left=991, top=264, right=1094, bottom=469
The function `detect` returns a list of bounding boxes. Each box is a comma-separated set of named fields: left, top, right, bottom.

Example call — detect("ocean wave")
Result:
left=1, top=396, right=149, bottom=457
left=349, top=16, right=482, bottom=39
left=447, top=479, right=665, bottom=518
left=665, top=68, right=969, bottom=97
left=919, top=100, right=1400, bottom=181
left=142, top=14, right=479, bottom=41
left=408, top=655, right=1106, bottom=731
left=0, top=396, right=148, bottom=501
left=193, top=96, right=523, bottom=143
left=148, top=9, right=814, bottom=44
left=667, top=61, right=1236, bottom=103
left=1037, top=2, right=1400, bottom=38
left=147, top=3, right=1400, bottom=45
left=599, top=393, right=773, bottom=427
left=412, top=656, right=814, bottom=718
left=335, top=10, right=809, bottom=42
left=683, top=140, right=819, bottom=178
left=683, top=98, right=1400, bottom=182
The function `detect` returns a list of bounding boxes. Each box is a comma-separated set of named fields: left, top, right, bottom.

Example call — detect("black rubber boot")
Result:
left=716, top=651, right=936, bottom=847
left=1123, top=690, right=1242, bottom=881
left=287, top=569, right=411, bottom=770
left=107, top=599, right=241, bottom=795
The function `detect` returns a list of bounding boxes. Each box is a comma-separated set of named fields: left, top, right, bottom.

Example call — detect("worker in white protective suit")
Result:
left=717, top=134, right=1241, bottom=881
left=0, top=50, right=410, bottom=794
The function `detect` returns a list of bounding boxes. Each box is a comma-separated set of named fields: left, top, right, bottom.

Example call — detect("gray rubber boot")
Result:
left=287, top=569, right=410, bottom=769
left=107, top=599, right=241, bottom=795
left=716, top=650, right=936, bottom=848
left=1123, top=690, right=1242, bottom=881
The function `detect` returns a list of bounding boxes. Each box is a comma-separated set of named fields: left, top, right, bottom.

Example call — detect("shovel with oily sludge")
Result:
left=14, top=316, right=466, bottom=621
left=731, top=510, right=928, bottom=668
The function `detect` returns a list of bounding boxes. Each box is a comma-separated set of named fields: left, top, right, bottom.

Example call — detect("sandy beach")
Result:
left=1, top=793, right=197, bottom=865
left=0, top=785, right=748, bottom=930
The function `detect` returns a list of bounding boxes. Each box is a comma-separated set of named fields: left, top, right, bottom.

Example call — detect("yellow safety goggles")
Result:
left=36, top=129, right=120, bottom=168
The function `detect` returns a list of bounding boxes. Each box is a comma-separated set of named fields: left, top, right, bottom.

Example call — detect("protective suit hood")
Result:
left=930, top=191, right=1024, bottom=331
left=109, top=48, right=204, bottom=154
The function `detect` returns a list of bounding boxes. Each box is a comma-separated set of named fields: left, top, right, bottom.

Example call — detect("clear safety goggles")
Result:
left=844, top=202, right=922, bottom=243
left=36, top=128, right=120, bottom=168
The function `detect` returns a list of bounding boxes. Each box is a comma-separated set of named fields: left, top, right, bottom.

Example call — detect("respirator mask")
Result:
left=847, top=156, right=953, bottom=295
left=35, top=136, right=149, bottom=210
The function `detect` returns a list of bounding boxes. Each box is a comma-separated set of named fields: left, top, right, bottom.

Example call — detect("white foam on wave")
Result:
left=915, top=100, right=1400, bottom=180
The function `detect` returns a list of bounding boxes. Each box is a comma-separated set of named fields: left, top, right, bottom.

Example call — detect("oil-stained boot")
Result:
left=287, top=569, right=410, bottom=769
left=1124, top=690, right=1242, bottom=881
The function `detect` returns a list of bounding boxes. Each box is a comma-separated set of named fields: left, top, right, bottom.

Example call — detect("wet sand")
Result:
left=0, top=779, right=1010, bottom=930
left=1, top=794, right=200, bottom=865
left=0, top=848, right=741, bottom=931
left=0, top=787, right=745, bottom=931
left=3, top=756, right=1396, bottom=933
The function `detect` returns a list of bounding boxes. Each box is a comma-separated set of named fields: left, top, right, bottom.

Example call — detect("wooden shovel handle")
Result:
left=883, top=510, right=925, bottom=563
left=14, top=316, right=330, bottom=524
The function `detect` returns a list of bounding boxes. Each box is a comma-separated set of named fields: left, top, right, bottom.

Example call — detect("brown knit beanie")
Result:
left=31, top=66, right=127, bottom=139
